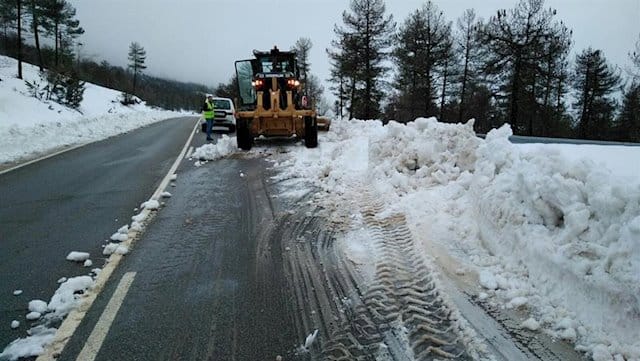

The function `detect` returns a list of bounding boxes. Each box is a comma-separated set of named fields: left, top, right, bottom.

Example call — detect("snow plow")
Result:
left=233, top=46, right=318, bottom=150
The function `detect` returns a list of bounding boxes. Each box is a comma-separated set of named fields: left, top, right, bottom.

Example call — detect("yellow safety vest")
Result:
left=203, top=100, right=214, bottom=119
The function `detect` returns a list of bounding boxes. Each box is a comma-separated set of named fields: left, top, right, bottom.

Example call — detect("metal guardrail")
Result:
left=476, top=134, right=640, bottom=146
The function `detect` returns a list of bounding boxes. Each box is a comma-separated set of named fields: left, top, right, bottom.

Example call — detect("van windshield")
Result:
left=213, top=99, right=231, bottom=110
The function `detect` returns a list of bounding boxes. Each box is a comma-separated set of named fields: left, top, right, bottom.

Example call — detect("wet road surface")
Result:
left=0, top=117, right=196, bottom=353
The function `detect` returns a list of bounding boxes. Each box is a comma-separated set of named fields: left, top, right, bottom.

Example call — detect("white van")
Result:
left=201, top=97, right=236, bottom=133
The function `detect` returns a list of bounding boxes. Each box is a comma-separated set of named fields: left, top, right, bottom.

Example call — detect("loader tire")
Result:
left=304, top=116, right=318, bottom=148
left=236, top=119, right=252, bottom=150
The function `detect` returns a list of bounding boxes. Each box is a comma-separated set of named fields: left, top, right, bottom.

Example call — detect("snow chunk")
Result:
left=131, top=212, right=146, bottom=222
left=25, top=312, right=41, bottom=320
left=192, top=135, right=237, bottom=161
left=28, top=300, right=47, bottom=314
left=0, top=325, right=56, bottom=360
left=47, top=276, right=94, bottom=318
left=478, top=271, right=498, bottom=290
left=141, top=199, right=160, bottom=210
left=103, top=243, right=129, bottom=256
left=521, top=317, right=540, bottom=331
left=109, top=232, right=128, bottom=242
left=65, top=251, right=90, bottom=262
left=83, top=259, right=93, bottom=267
left=303, top=329, right=318, bottom=349
left=130, top=221, right=143, bottom=231
left=160, top=191, right=172, bottom=198
left=169, top=174, right=177, bottom=181
left=56, top=277, right=67, bottom=284
left=10, top=320, right=19, bottom=329
left=559, top=327, right=577, bottom=341
left=12, top=290, right=22, bottom=296
left=506, top=296, right=528, bottom=309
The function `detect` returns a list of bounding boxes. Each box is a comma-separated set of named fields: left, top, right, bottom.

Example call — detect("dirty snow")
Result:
left=272, top=117, right=640, bottom=360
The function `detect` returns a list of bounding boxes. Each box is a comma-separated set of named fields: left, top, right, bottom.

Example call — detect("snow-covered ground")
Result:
left=0, top=55, right=184, bottom=166
left=267, top=118, right=640, bottom=361
left=3, top=52, right=639, bottom=359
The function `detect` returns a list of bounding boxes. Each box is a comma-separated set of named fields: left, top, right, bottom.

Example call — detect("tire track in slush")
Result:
left=278, top=191, right=473, bottom=360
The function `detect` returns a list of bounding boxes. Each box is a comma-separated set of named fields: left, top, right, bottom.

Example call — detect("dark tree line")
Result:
left=0, top=1, right=211, bottom=111
left=328, top=0, right=640, bottom=142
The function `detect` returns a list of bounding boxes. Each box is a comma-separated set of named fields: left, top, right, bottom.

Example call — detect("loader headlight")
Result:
left=252, top=79, right=264, bottom=89
left=286, top=79, right=300, bottom=88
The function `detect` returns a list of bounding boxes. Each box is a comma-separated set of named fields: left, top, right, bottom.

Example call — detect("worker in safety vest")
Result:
left=202, top=94, right=215, bottom=141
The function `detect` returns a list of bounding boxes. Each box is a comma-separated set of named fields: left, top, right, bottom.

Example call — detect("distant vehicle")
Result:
left=201, top=97, right=236, bottom=133
left=233, top=46, right=318, bottom=150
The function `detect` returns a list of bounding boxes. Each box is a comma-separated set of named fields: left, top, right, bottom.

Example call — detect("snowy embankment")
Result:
left=273, top=118, right=640, bottom=360
left=0, top=55, right=184, bottom=165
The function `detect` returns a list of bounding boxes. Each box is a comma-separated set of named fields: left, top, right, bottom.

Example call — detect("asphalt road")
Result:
left=0, top=117, right=196, bottom=352
left=56, top=150, right=312, bottom=360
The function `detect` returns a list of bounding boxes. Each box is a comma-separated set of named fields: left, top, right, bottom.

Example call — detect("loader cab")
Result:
left=235, top=46, right=301, bottom=111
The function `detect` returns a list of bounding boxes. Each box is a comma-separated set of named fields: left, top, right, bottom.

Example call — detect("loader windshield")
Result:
left=256, top=55, right=295, bottom=75
left=235, top=60, right=256, bottom=108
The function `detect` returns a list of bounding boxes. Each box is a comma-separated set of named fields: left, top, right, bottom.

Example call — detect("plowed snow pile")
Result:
left=275, top=117, right=640, bottom=360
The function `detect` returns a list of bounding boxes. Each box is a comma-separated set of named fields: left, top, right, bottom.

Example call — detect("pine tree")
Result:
left=62, top=70, right=85, bottom=109
left=293, top=37, right=312, bottom=83
left=16, top=0, right=22, bottom=79
left=480, top=0, right=572, bottom=135
left=392, top=2, right=450, bottom=121
left=0, top=0, right=17, bottom=52
left=572, top=48, right=620, bottom=140
left=293, top=37, right=324, bottom=107
left=127, top=41, right=147, bottom=101
left=28, top=0, right=44, bottom=71
left=41, top=0, right=83, bottom=67
left=615, top=83, right=640, bottom=142
left=328, top=0, right=395, bottom=120
left=631, top=34, right=640, bottom=82
left=455, top=9, right=481, bottom=123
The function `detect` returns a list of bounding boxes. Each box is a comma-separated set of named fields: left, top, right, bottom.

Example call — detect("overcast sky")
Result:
left=69, top=0, right=640, bottom=93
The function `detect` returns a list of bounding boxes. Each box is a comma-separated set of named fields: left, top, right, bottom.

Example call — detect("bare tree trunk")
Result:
left=439, top=58, right=448, bottom=121
left=30, top=0, right=43, bottom=71
left=459, top=47, right=470, bottom=123
left=349, top=76, right=356, bottom=120
left=54, top=21, right=59, bottom=66
left=16, top=0, right=22, bottom=79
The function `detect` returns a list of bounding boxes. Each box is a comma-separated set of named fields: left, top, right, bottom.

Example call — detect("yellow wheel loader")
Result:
left=234, top=46, right=318, bottom=150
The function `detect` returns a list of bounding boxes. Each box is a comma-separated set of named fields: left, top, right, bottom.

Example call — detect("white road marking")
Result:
left=75, top=272, right=136, bottom=361
left=36, top=117, right=200, bottom=361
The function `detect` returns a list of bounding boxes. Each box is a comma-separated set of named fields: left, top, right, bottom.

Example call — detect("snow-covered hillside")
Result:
left=0, top=55, right=183, bottom=166
left=269, top=118, right=640, bottom=361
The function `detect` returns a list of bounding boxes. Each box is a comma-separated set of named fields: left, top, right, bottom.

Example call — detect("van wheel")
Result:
left=236, top=119, right=252, bottom=150
left=304, top=116, right=318, bottom=148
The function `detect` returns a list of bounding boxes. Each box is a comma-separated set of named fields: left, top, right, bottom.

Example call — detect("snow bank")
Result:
left=273, top=117, right=640, bottom=359
left=0, top=55, right=183, bottom=165
left=191, top=135, right=237, bottom=160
